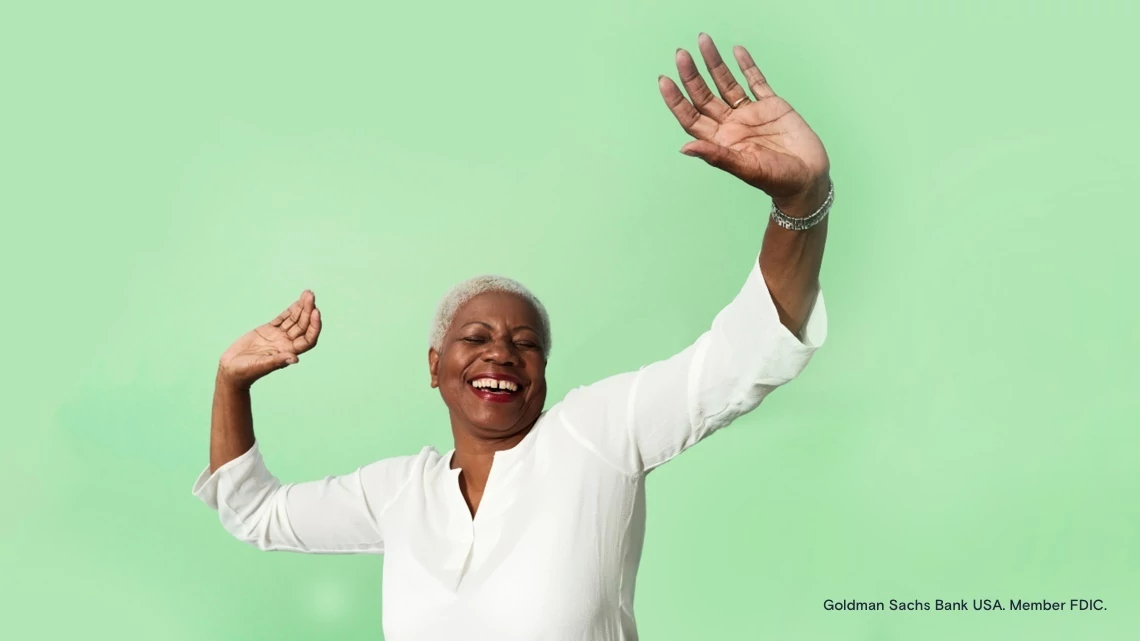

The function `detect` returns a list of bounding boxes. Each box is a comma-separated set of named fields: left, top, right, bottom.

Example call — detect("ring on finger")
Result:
left=730, top=96, right=748, bottom=108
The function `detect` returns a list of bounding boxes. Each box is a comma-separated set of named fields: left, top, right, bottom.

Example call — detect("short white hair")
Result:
left=429, top=275, right=552, bottom=359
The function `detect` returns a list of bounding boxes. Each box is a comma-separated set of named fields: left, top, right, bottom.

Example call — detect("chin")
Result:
left=469, top=415, right=525, bottom=434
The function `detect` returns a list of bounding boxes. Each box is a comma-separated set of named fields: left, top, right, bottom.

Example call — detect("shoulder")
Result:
left=558, top=371, right=641, bottom=423
left=552, top=369, right=643, bottom=448
left=544, top=384, right=642, bottom=477
left=356, top=446, right=444, bottom=499
left=361, top=445, right=443, bottom=477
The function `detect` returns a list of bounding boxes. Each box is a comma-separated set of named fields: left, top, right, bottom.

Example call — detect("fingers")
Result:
left=675, top=48, right=731, bottom=121
left=294, top=307, right=321, bottom=353
left=733, top=45, right=776, bottom=99
left=271, top=302, right=296, bottom=328
left=697, top=33, right=750, bottom=108
left=271, top=290, right=313, bottom=338
left=272, top=298, right=302, bottom=334
left=658, top=75, right=718, bottom=141
left=267, top=290, right=320, bottom=355
left=287, top=290, right=315, bottom=339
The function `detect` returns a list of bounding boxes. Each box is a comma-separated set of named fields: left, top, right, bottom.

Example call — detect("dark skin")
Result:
left=427, top=291, right=548, bottom=516
left=418, top=35, right=830, bottom=515
left=208, top=33, right=829, bottom=519
left=659, top=34, right=831, bottom=335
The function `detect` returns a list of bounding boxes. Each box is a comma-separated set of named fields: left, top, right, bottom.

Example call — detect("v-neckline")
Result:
left=444, top=415, right=543, bottom=524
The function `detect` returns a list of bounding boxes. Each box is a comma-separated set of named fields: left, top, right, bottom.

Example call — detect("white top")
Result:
left=192, top=254, right=827, bottom=641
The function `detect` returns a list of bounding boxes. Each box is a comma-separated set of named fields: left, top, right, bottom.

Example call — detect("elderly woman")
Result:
left=194, top=34, right=831, bottom=640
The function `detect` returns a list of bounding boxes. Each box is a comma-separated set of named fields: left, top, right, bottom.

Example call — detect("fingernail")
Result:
left=680, top=149, right=697, bottom=156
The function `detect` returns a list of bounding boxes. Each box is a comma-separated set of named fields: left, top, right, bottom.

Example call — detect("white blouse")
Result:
left=192, top=254, right=827, bottom=641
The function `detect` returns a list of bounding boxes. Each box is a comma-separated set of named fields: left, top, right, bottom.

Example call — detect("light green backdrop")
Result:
left=3, top=0, right=1137, bottom=639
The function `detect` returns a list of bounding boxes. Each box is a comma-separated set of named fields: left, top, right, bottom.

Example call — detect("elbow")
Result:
left=217, top=481, right=291, bottom=551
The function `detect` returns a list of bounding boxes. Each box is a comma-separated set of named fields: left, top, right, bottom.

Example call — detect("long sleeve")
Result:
left=556, top=254, right=828, bottom=475
left=191, top=442, right=418, bottom=553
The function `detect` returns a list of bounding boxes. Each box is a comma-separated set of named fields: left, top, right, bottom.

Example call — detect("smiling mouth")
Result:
left=467, top=379, right=523, bottom=402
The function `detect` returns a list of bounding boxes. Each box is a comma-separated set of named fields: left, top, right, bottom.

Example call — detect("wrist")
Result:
left=216, top=364, right=252, bottom=392
left=772, top=174, right=831, bottom=218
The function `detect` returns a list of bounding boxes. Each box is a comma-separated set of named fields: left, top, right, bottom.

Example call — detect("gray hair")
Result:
left=429, top=275, right=552, bottom=359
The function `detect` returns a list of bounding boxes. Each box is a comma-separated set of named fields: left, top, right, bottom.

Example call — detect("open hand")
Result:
left=660, top=33, right=830, bottom=210
left=218, top=290, right=322, bottom=388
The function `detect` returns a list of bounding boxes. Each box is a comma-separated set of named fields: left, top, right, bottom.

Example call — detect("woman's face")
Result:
left=429, top=291, right=548, bottom=440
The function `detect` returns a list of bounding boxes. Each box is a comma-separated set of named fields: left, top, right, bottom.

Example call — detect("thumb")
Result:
left=260, top=352, right=298, bottom=377
left=680, top=141, right=744, bottom=172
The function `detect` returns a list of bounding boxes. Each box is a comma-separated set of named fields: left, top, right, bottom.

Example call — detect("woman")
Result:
left=194, top=33, right=831, bottom=641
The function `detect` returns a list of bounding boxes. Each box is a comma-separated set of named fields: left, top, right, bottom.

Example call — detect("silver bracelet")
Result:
left=770, top=180, right=834, bottom=231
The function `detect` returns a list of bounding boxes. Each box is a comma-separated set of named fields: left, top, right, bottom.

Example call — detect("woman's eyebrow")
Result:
left=460, top=321, right=537, bottom=333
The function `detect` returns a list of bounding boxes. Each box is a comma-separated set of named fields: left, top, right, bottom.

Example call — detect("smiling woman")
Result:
left=427, top=283, right=551, bottom=516
left=192, top=32, right=832, bottom=641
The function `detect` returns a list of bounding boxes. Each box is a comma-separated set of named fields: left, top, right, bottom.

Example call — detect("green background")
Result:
left=3, top=0, right=1137, bottom=639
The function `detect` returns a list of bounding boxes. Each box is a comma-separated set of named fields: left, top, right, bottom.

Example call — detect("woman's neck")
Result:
left=449, top=424, right=534, bottom=517
left=450, top=425, right=531, bottom=476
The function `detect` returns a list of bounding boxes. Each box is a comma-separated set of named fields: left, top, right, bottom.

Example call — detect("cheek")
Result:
left=438, top=353, right=471, bottom=390
left=528, top=363, right=548, bottom=395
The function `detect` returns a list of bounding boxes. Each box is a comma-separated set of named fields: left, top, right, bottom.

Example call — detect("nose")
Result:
left=481, top=336, right=520, bottom=365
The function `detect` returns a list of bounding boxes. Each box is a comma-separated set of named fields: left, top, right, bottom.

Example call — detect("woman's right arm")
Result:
left=192, top=430, right=417, bottom=554
left=193, top=289, right=414, bottom=554
left=205, top=288, right=317, bottom=475
left=209, top=370, right=256, bottom=473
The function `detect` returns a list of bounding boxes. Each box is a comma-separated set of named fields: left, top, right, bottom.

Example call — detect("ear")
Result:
left=428, top=347, right=440, bottom=388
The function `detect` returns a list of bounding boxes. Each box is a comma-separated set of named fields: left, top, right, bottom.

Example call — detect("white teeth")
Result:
left=470, top=378, right=519, bottom=392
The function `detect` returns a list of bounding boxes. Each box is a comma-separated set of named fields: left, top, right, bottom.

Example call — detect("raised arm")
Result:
left=556, top=34, right=832, bottom=475
left=661, top=33, right=831, bottom=335
left=193, top=290, right=411, bottom=553
left=210, top=289, right=321, bottom=472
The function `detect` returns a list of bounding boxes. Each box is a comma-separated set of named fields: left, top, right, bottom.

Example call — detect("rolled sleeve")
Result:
left=685, top=257, right=826, bottom=437
left=191, top=442, right=418, bottom=554
left=702, top=255, right=826, bottom=391
left=191, top=442, right=270, bottom=513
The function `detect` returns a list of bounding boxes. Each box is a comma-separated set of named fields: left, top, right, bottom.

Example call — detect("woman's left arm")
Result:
left=556, top=34, right=832, bottom=475
left=663, top=33, right=832, bottom=337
